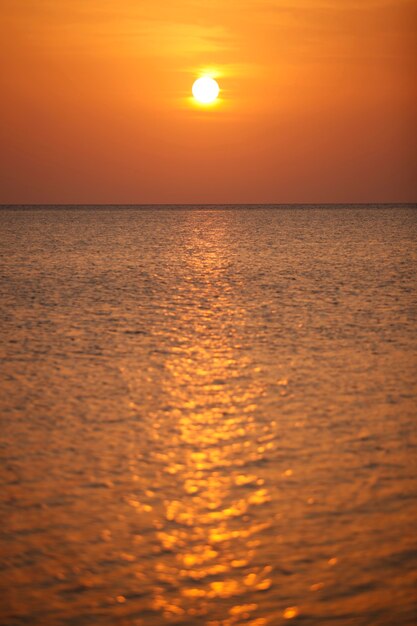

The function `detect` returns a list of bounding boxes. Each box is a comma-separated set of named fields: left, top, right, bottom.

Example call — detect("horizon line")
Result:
left=1, top=202, right=416, bottom=208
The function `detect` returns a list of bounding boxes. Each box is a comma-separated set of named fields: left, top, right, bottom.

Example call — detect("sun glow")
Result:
left=192, top=76, right=220, bottom=104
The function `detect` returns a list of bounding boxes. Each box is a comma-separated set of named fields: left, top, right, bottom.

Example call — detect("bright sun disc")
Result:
left=192, top=77, right=220, bottom=104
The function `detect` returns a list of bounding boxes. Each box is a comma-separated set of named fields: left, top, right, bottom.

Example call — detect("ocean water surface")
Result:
left=1, top=205, right=416, bottom=625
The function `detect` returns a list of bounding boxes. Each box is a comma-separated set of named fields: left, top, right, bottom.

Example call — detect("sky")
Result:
left=0, top=0, right=416, bottom=204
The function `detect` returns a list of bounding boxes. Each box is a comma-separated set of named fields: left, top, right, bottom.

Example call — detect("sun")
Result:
left=192, top=76, right=220, bottom=104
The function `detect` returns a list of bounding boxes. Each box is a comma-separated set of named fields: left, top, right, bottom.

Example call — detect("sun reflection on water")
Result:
left=121, top=216, right=276, bottom=623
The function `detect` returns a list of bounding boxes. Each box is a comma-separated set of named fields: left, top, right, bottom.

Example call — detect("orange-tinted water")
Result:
left=1, top=206, right=416, bottom=625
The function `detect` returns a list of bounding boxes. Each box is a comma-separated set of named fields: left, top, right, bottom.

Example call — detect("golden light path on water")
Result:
left=121, top=218, right=277, bottom=624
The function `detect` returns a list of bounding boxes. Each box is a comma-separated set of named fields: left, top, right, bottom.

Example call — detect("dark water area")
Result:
left=1, top=205, right=416, bottom=625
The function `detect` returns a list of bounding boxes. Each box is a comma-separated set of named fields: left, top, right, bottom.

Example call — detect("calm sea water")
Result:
left=1, top=205, right=416, bottom=626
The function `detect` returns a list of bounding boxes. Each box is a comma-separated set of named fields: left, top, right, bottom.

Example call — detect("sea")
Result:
left=1, top=204, right=416, bottom=625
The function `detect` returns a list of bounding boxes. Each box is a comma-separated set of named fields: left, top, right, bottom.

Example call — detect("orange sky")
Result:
left=0, top=0, right=416, bottom=203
